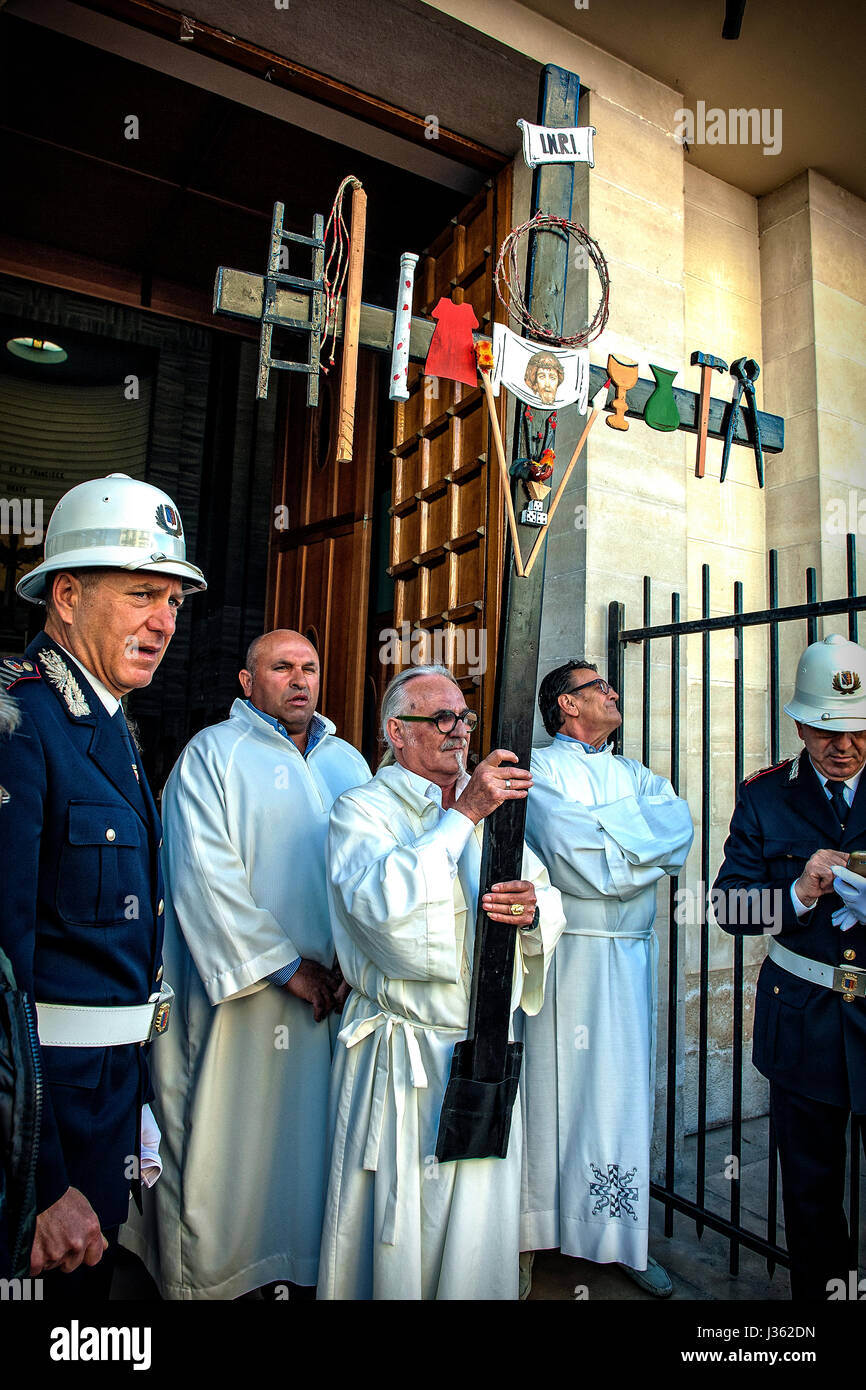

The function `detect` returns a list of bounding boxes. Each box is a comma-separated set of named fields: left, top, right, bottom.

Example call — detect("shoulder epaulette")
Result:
left=744, top=757, right=793, bottom=786
left=0, top=657, right=41, bottom=692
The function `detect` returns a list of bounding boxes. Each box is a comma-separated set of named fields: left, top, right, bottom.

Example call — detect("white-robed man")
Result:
left=519, top=659, right=693, bottom=1298
left=317, top=664, right=565, bottom=1300
left=121, top=630, right=370, bottom=1298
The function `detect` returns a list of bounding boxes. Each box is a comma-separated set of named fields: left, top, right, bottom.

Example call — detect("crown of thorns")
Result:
left=494, top=212, right=610, bottom=348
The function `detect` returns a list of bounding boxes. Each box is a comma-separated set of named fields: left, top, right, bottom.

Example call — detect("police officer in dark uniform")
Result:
left=0, top=472, right=206, bottom=1297
left=714, top=633, right=866, bottom=1301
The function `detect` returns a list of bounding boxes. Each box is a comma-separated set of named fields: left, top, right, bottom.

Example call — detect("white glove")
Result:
left=831, top=867, right=866, bottom=932
left=140, top=1102, right=163, bottom=1188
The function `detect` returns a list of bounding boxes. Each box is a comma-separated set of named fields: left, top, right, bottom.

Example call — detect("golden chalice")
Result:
left=606, top=353, right=639, bottom=431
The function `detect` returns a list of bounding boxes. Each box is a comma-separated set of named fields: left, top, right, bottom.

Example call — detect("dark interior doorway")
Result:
left=0, top=12, right=472, bottom=310
left=0, top=11, right=488, bottom=782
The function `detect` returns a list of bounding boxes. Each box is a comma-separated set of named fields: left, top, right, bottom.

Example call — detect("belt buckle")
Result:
left=832, top=966, right=866, bottom=998
left=145, top=997, right=172, bottom=1043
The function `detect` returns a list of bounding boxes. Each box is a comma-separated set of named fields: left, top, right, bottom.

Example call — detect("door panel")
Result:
left=268, top=350, right=377, bottom=748
left=390, top=168, right=512, bottom=749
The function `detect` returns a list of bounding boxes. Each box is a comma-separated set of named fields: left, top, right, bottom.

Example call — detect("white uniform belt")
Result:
left=769, top=940, right=866, bottom=999
left=36, top=984, right=174, bottom=1047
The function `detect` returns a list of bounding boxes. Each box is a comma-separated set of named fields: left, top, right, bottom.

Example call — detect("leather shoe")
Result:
left=616, top=1255, right=673, bottom=1298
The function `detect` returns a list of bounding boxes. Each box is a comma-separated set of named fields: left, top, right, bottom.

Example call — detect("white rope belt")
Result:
left=564, top=927, right=655, bottom=940
left=36, top=984, right=175, bottom=1047
left=769, top=940, right=866, bottom=999
left=338, top=1004, right=464, bottom=1246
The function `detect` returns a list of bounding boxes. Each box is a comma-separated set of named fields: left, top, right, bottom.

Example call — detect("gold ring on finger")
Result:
left=510, top=903, right=524, bottom=916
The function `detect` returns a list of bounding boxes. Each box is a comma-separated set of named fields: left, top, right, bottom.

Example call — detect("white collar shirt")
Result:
left=56, top=642, right=121, bottom=716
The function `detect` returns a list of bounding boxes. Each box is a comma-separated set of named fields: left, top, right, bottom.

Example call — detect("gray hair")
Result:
left=44, top=567, right=106, bottom=620
left=379, top=663, right=458, bottom=766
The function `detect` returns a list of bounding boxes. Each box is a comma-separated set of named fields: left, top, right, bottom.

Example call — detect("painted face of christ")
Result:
left=524, top=351, right=565, bottom=406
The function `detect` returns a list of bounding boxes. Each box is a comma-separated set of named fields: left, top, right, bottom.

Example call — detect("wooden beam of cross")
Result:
left=213, top=245, right=784, bottom=453
left=585, top=363, right=784, bottom=455
left=214, top=261, right=435, bottom=366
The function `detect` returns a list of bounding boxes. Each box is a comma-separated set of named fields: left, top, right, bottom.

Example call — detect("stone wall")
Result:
left=762, top=169, right=866, bottom=739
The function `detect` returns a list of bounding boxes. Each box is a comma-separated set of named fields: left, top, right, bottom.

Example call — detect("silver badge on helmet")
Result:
left=155, top=504, right=183, bottom=538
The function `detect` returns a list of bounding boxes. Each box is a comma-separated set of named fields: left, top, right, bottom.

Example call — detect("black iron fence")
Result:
left=607, top=534, right=865, bottom=1279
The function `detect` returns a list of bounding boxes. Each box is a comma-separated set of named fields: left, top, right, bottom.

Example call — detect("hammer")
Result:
left=690, top=350, right=728, bottom=478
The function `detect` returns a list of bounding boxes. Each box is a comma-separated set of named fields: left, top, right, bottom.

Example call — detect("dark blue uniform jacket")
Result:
left=0, top=633, right=164, bottom=1226
left=713, top=750, right=866, bottom=1112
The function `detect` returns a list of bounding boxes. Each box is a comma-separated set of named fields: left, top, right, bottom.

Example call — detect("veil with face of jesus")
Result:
left=490, top=324, right=588, bottom=412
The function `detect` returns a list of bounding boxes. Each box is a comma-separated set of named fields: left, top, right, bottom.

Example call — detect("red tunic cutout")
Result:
left=424, top=298, right=479, bottom=387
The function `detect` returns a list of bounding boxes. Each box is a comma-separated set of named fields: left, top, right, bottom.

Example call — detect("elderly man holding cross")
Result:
left=317, top=663, right=564, bottom=1300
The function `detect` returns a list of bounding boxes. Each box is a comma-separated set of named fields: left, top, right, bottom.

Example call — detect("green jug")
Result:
left=644, top=364, right=680, bottom=431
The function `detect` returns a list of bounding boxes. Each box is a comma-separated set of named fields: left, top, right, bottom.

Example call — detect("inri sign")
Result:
left=517, top=120, right=596, bottom=169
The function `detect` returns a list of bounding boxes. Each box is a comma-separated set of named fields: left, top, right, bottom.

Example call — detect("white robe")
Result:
left=120, top=699, right=370, bottom=1298
left=520, top=737, right=693, bottom=1267
left=317, top=762, right=565, bottom=1300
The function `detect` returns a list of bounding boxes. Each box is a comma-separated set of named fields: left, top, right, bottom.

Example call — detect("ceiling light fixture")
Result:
left=6, top=336, right=68, bottom=364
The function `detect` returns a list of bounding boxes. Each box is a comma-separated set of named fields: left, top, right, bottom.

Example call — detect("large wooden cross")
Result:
left=437, top=66, right=779, bottom=1162
left=435, top=63, right=584, bottom=1162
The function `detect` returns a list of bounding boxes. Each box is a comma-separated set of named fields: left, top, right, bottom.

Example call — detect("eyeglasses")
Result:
left=564, top=678, right=611, bottom=697
left=398, top=709, right=479, bottom=735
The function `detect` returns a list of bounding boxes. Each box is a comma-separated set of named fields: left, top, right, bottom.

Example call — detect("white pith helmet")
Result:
left=17, top=473, right=207, bottom=604
left=783, top=633, right=866, bottom=731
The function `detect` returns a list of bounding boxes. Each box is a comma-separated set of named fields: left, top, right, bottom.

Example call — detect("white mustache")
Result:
left=441, top=738, right=467, bottom=750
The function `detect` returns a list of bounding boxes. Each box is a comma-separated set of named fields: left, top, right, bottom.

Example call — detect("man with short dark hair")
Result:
left=122, top=630, right=370, bottom=1298
left=0, top=472, right=206, bottom=1297
left=519, top=658, right=693, bottom=1298
left=714, top=634, right=866, bottom=1301
left=318, top=664, right=565, bottom=1300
